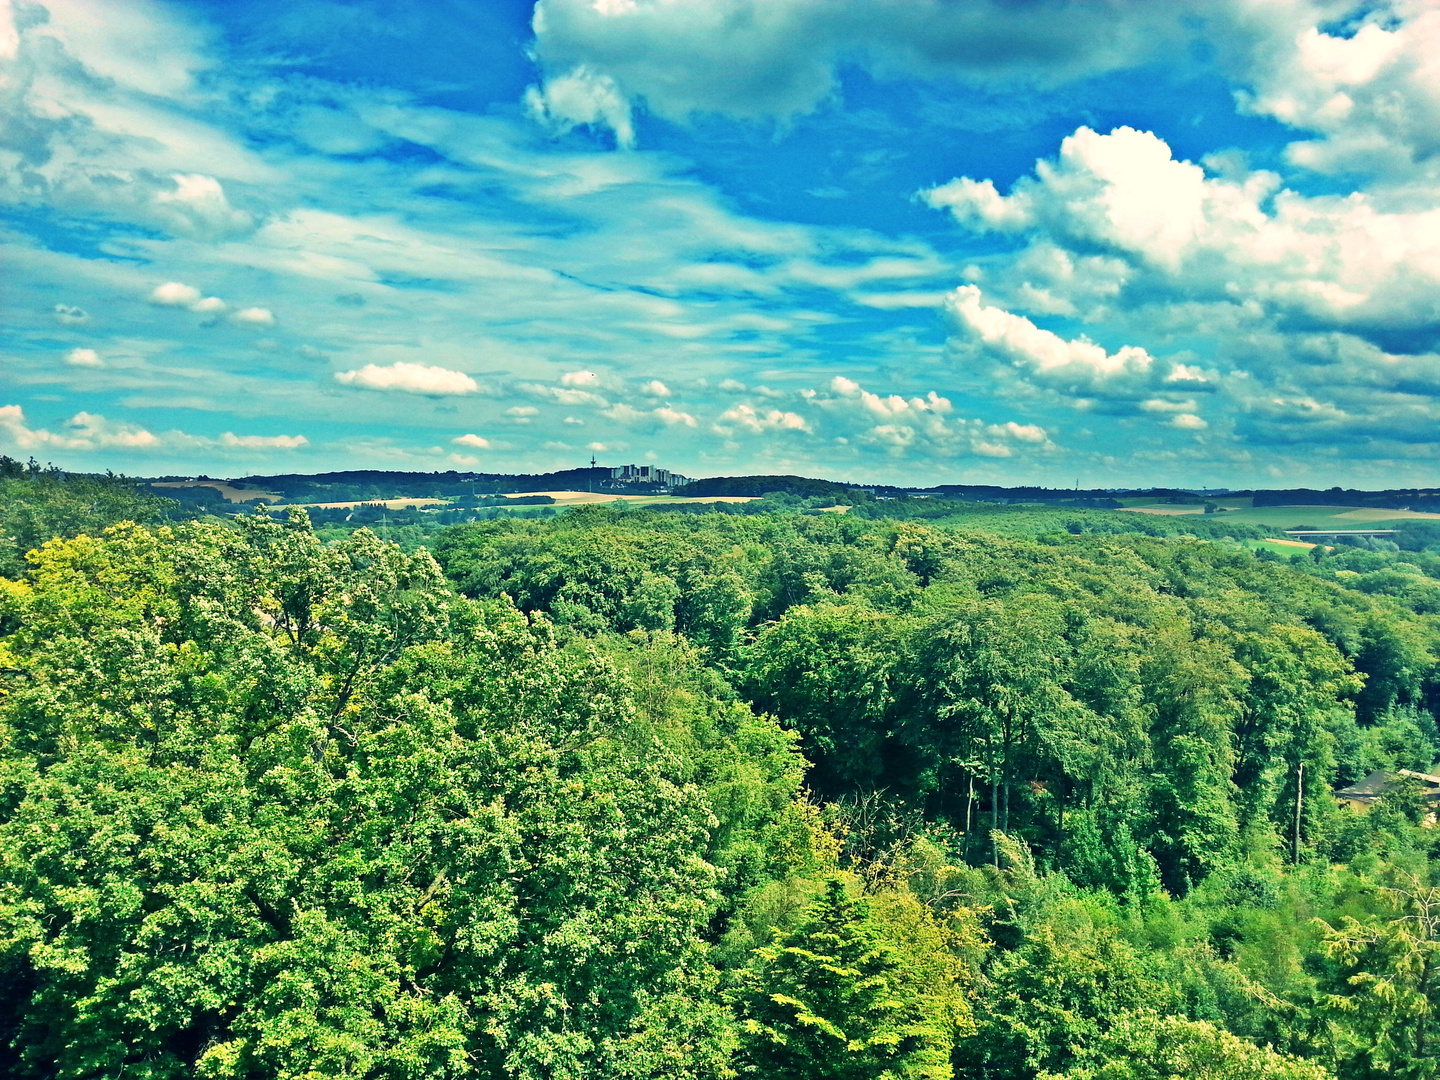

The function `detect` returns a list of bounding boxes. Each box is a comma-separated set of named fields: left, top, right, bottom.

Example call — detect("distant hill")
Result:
left=142, top=467, right=616, bottom=507
left=681, top=474, right=855, bottom=499
left=135, top=467, right=1440, bottom=517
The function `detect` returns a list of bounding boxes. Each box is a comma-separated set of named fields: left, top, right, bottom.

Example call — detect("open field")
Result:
left=153, top=480, right=281, bottom=503
left=505, top=491, right=761, bottom=507
left=1235, top=537, right=1320, bottom=556
left=1123, top=502, right=1440, bottom=529
left=1118, top=505, right=1214, bottom=516
left=288, top=498, right=450, bottom=510
left=1217, top=505, right=1440, bottom=528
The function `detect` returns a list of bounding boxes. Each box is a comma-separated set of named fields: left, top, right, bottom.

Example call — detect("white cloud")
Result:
left=0, top=405, right=309, bottom=454
left=1140, top=398, right=1196, bottom=414
left=505, top=406, right=540, bottom=421
left=65, top=347, right=102, bottom=367
left=334, top=362, right=479, bottom=395
left=0, top=405, right=157, bottom=450
left=1231, top=5, right=1440, bottom=184
left=561, top=370, right=601, bottom=386
left=602, top=401, right=698, bottom=427
left=453, top=433, right=492, bottom=448
left=524, top=383, right=609, bottom=407
left=218, top=432, right=308, bottom=449
left=0, top=0, right=18, bottom=62
left=653, top=405, right=697, bottom=427
left=992, top=420, right=1047, bottom=443
left=524, top=65, right=635, bottom=149
left=1166, top=364, right=1212, bottom=384
left=1171, top=413, right=1208, bottom=430
left=925, top=126, right=1440, bottom=333
left=231, top=307, right=275, bottom=326
left=714, top=403, right=810, bottom=435
left=150, top=281, right=203, bottom=307
left=53, top=304, right=90, bottom=324
left=945, top=284, right=1154, bottom=380
left=148, top=282, right=228, bottom=313
left=812, top=376, right=1054, bottom=458
left=527, top=0, right=1189, bottom=142
left=640, top=379, right=670, bottom=397
left=923, top=127, right=1211, bottom=272
left=149, top=173, right=252, bottom=237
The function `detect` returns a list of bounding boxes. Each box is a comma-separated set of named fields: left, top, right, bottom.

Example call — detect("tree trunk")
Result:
left=992, top=765, right=1000, bottom=867
left=1293, top=761, right=1304, bottom=866
left=965, top=773, right=974, bottom=838
left=1055, top=776, right=1067, bottom=864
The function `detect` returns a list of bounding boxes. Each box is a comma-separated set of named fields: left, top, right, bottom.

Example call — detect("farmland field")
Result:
left=1123, top=501, right=1440, bottom=530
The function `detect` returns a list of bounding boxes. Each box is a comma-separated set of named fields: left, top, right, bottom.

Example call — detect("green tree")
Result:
left=1315, top=875, right=1440, bottom=1080
left=1057, top=1013, right=1331, bottom=1080
left=733, top=878, right=960, bottom=1079
left=743, top=603, right=903, bottom=794
left=0, top=519, right=734, bottom=1079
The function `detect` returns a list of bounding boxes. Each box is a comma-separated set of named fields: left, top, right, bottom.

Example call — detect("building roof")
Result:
left=1337, top=768, right=1440, bottom=805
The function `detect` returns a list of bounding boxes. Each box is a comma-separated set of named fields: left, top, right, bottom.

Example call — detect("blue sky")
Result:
left=4, top=0, right=1440, bottom=487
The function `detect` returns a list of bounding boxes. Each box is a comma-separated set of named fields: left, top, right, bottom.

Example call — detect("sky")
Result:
left=3, top=0, right=1440, bottom=488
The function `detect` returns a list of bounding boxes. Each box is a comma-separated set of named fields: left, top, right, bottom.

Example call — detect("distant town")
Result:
left=604, top=463, right=689, bottom=489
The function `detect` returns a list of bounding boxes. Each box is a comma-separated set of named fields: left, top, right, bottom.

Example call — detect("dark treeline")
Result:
left=1, top=472, right=1438, bottom=1079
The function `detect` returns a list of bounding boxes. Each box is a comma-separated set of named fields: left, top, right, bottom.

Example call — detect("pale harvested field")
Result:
left=1334, top=507, right=1440, bottom=521
left=509, top=491, right=761, bottom=507
left=507, top=490, right=651, bottom=505
left=291, top=498, right=450, bottom=510
left=153, top=480, right=281, bottom=502
left=1117, top=505, right=1208, bottom=516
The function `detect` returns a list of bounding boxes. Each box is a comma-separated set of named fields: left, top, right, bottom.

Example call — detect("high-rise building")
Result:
left=605, top=464, right=688, bottom=489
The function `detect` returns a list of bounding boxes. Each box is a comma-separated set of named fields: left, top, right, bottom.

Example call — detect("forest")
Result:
left=0, top=459, right=1437, bottom=1079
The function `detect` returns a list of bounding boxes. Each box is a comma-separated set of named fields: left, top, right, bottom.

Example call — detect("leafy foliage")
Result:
left=7, top=488, right=1440, bottom=1079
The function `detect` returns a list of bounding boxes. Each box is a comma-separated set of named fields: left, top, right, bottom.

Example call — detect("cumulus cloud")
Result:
left=453, top=433, right=492, bottom=448
left=714, top=403, right=810, bottom=435
left=1230, top=4, right=1440, bottom=185
left=150, top=282, right=203, bottom=307
left=527, top=0, right=1189, bottom=143
left=944, top=285, right=1154, bottom=382
left=924, top=126, right=1440, bottom=336
left=334, top=362, right=479, bottom=395
left=0, top=406, right=144, bottom=450
left=812, top=376, right=1055, bottom=458
left=148, top=173, right=252, bottom=237
left=0, top=405, right=309, bottom=454
left=524, top=383, right=609, bottom=407
left=603, top=402, right=698, bottom=428
left=149, top=282, right=227, bottom=314
left=640, top=379, right=670, bottom=397
left=65, top=347, right=102, bottom=367
left=561, top=370, right=601, bottom=386
left=219, top=433, right=308, bottom=449
left=0, top=0, right=17, bottom=62
left=53, top=304, right=90, bottom=324
left=231, top=307, right=275, bottom=327
left=653, top=405, right=697, bottom=427
left=524, top=65, right=636, bottom=148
